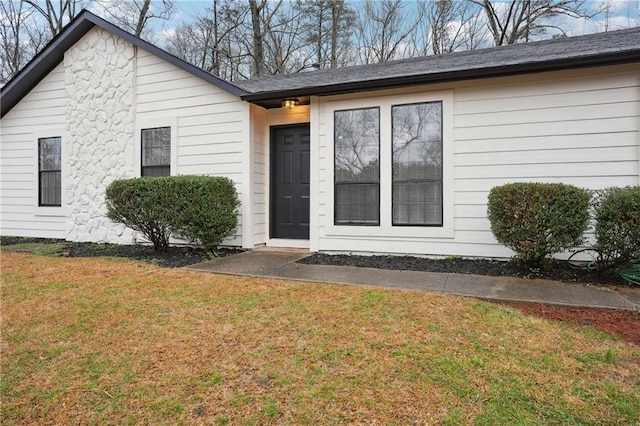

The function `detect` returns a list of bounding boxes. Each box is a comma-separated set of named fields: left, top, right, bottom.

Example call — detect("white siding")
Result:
left=250, top=104, right=268, bottom=245
left=134, top=49, right=249, bottom=246
left=0, top=64, right=67, bottom=238
left=314, top=64, right=639, bottom=258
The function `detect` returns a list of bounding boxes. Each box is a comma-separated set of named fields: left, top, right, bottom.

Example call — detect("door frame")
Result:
left=269, top=123, right=311, bottom=244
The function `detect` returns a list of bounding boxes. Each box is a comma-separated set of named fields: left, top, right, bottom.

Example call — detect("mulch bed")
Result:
left=498, top=301, right=640, bottom=345
left=0, top=236, right=241, bottom=268
left=2, top=237, right=638, bottom=344
left=298, top=253, right=629, bottom=286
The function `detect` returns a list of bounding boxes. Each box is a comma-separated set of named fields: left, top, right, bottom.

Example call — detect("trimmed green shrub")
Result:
left=593, top=186, right=640, bottom=267
left=165, top=175, right=240, bottom=252
left=105, top=176, right=240, bottom=252
left=487, top=182, right=590, bottom=267
left=105, top=178, right=174, bottom=251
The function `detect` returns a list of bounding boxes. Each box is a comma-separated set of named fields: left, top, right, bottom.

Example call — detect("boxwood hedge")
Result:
left=487, top=182, right=590, bottom=267
left=105, top=175, right=239, bottom=252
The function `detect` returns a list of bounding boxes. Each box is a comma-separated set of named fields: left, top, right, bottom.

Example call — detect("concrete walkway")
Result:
left=185, top=248, right=640, bottom=311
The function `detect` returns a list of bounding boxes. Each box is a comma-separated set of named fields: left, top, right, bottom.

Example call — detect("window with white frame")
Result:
left=334, top=107, right=380, bottom=225
left=141, top=127, right=170, bottom=177
left=392, top=102, right=443, bottom=226
left=332, top=97, right=447, bottom=229
left=38, top=136, right=61, bottom=206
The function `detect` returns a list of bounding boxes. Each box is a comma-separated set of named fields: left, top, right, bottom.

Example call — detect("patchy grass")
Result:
left=1, top=242, right=68, bottom=257
left=1, top=252, right=639, bottom=425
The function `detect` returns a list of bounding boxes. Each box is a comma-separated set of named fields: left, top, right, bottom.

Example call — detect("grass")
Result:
left=1, top=252, right=639, bottom=425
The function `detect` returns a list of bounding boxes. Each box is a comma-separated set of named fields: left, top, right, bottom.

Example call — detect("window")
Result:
left=392, top=102, right=443, bottom=226
left=334, top=107, right=380, bottom=225
left=141, top=127, right=170, bottom=177
left=38, top=136, right=61, bottom=206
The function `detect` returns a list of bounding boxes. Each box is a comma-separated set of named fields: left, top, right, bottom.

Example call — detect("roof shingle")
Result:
left=237, top=27, right=640, bottom=106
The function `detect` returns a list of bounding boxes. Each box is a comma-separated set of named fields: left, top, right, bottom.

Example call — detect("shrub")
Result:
left=593, top=186, right=640, bottom=267
left=105, top=176, right=240, bottom=252
left=166, top=175, right=240, bottom=252
left=105, top=178, right=174, bottom=251
left=487, top=182, right=590, bottom=267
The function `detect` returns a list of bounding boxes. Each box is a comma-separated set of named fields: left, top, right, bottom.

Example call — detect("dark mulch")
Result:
left=0, top=236, right=241, bottom=268
left=298, top=253, right=629, bottom=287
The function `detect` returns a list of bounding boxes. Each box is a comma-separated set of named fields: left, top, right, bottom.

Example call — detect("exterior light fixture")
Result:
left=282, top=98, right=298, bottom=109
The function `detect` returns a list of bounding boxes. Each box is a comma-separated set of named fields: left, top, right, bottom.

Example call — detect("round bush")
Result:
left=166, top=175, right=240, bottom=252
left=106, top=175, right=240, bottom=252
left=593, top=186, right=640, bottom=266
left=487, top=182, right=590, bottom=267
left=105, top=178, right=174, bottom=251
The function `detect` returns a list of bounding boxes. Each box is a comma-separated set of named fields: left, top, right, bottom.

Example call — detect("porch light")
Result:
left=282, top=98, right=298, bottom=109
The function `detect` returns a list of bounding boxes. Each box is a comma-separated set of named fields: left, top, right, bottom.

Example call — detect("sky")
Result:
left=157, top=0, right=640, bottom=35
left=132, top=0, right=639, bottom=58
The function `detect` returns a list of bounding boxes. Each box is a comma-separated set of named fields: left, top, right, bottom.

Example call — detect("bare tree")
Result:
left=23, top=0, right=86, bottom=35
left=470, top=0, right=590, bottom=45
left=263, top=4, right=310, bottom=74
left=299, top=0, right=354, bottom=69
left=248, top=0, right=268, bottom=77
left=93, top=0, right=174, bottom=39
left=417, top=0, right=486, bottom=54
left=164, top=0, right=249, bottom=80
left=355, top=0, right=425, bottom=64
left=1, top=0, right=83, bottom=83
left=2, top=0, right=28, bottom=82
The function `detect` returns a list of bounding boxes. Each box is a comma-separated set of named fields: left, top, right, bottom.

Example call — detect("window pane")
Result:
left=392, top=102, right=442, bottom=226
left=141, top=127, right=170, bottom=176
left=334, top=108, right=380, bottom=225
left=38, top=137, right=61, bottom=207
left=39, top=137, right=61, bottom=170
left=335, top=183, right=379, bottom=224
left=142, top=127, right=171, bottom=167
left=393, top=181, right=442, bottom=225
left=142, top=166, right=170, bottom=177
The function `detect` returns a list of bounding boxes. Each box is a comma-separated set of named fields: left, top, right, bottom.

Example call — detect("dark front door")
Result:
left=271, top=124, right=310, bottom=239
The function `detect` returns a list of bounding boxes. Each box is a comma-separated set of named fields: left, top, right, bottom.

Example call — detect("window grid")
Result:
left=334, top=107, right=380, bottom=226
left=141, top=127, right=170, bottom=177
left=391, top=101, right=443, bottom=226
left=38, top=136, right=61, bottom=207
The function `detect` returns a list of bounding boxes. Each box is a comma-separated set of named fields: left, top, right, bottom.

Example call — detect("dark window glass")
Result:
left=38, top=137, right=61, bottom=206
left=392, top=102, right=443, bottom=226
left=141, top=127, right=170, bottom=177
left=334, top=107, right=380, bottom=225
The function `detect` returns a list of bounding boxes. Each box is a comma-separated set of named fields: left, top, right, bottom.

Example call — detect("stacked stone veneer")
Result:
left=64, top=28, right=136, bottom=243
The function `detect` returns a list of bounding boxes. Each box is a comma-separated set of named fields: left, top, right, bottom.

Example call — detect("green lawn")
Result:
left=1, top=252, right=639, bottom=425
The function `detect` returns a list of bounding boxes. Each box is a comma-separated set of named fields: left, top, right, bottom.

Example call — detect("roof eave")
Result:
left=241, top=49, right=640, bottom=105
left=1, top=10, right=247, bottom=118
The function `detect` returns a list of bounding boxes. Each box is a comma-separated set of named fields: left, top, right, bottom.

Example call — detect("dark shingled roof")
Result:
left=1, top=10, right=638, bottom=115
left=237, top=27, right=640, bottom=108
left=0, top=10, right=247, bottom=117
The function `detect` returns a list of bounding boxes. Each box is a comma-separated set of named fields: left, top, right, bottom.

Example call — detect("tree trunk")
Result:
left=248, top=0, right=265, bottom=77
left=135, top=0, right=152, bottom=36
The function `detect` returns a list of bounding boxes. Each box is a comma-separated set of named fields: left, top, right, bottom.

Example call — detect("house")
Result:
left=1, top=10, right=638, bottom=258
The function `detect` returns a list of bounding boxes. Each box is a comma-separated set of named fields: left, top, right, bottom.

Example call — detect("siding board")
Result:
left=0, top=62, right=67, bottom=238
left=455, top=87, right=635, bottom=114
left=315, top=66, right=639, bottom=257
